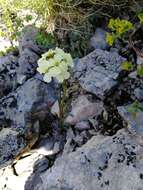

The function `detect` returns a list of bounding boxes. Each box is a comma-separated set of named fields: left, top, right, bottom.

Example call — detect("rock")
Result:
left=14, top=153, right=49, bottom=176
left=39, top=129, right=143, bottom=190
left=128, top=71, right=137, bottom=79
left=75, top=121, right=90, bottom=131
left=89, top=28, right=109, bottom=50
left=117, top=103, right=143, bottom=144
left=17, top=74, right=27, bottom=84
left=74, top=49, right=126, bottom=99
left=18, top=25, right=41, bottom=55
left=17, top=48, right=39, bottom=78
left=65, top=95, right=104, bottom=125
left=0, top=77, right=57, bottom=168
left=137, top=56, right=143, bottom=65
left=0, top=128, right=25, bottom=168
left=17, top=25, right=43, bottom=79
left=134, top=88, right=143, bottom=101
left=33, top=137, right=55, bottom=156
left=0, top=26, right=44, bottom=98
left=0, top=54, right=18, bottom=98
left=51, top=100, right=60, bottom=117
left=0, top=153, right=47, bottom=190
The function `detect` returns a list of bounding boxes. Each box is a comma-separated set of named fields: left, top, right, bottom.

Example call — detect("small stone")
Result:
left=65, top=95, right=104, bottom=125
left=134, top=88, right=143, bottom=101
left=51, top=100, right=60, bottom=117
left=117, top=103, right=143, bottom=143
left=17, top=74, right=26, bottom=84
left=89, top=28, right=109, bottom=50
left=128, top=71, right=137, bottom=79
left=33, top=137, right=54, bottom=156
left=75, top=121, right=90, bottom=131
left=137, top=56, right=143, bottom=65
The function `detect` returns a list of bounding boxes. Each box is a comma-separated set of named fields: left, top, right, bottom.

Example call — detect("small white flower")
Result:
left=37, top=48, right=73, bottom=83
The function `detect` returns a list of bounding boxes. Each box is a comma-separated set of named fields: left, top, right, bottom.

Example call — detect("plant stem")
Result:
left=59, top=80, right=67, bottom=128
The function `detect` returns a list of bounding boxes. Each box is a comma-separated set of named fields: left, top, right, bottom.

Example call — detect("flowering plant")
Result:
left=37, top=47, right=73, bottom=83
left=37, top=48, right=73, bottom=127
left=106, top=18, right=134, bottom=46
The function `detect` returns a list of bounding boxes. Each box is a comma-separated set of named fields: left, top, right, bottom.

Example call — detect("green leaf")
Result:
left=121, top=61, right=133, bottom=71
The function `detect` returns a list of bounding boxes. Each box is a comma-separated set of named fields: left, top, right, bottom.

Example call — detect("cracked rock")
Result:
left=38, top=129, right=143, bottom=190
left=74, top=49, right=126, bottom=99
left=117, top=103, right=143, bottom=144
left=0, top=77, right=57, bottom=168
left=65, top=95, right=104, bottom=125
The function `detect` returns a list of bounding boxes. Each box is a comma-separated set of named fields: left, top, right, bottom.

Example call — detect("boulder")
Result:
left=0, top=77, right=57, bottom=168
left=17, top=25, right=42, bottom=79
left=74, top=49, right=126, bottom=99
left=65, top=95, right=104, bottom=125
left=39, top=129, right=143, bottom=190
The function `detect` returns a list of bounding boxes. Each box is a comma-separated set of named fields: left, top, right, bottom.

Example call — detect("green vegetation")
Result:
left=137, top=65, right=143, bottom=77
left=121, top=61, right=134, bottom=71
left=138, top=13, right=143, bottom=24
left=106, top=18, right=134, bottom=46
left=0, top=0, right=142, bottom=57
left=36, top=31, right=56, bottom=49
left=0, top=46, right=18, bottom=57
left=127, top=101, right=143, bottom=117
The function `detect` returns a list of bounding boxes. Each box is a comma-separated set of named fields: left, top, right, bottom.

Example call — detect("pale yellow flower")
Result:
left=37, top=47, right=73, bottom=83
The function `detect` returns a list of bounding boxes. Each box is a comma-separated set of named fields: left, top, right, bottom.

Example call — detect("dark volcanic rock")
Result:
left=0, top=77, right=57, bottom=168
left=74, top=49, right=126, bottom=99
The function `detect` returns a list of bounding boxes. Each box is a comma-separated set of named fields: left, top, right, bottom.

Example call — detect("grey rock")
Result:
left=51, top=100, right=60, bottom=117
left=137, top=56, right=143, bottom=65
left=74, top=49, right=126, bottom=99
left=0, top=54, right=18, bottom=98
left=14, top=153, right=49, bottom=175
left=0, top=26, right=43, bottom=98
left=0, top=153, right=47, bottom=190
left=117, top=103, right=143, bottom=143
left=40, top=129, right=143, bottom=190
left=17, top=25, right=43, bottom=79
left=0, top=77, right=57, bottom=168
left=17, top=74, right=27, bottom=84
left=75, top=121, right=90, bottom=131
left=128, top=71, right=137, bottom=79
left=17, top=48, right=39, bottom=78
left=33, top=137, right=55, bottom=156
left=0, top=128, right=25, bottom=168
left=18, top=25, right=41, bottom=55
left=65, top=95, right=104, bottom=125
left=89, top=28, right=109, bottom=50
left=134, top=88, right=143, bottom=101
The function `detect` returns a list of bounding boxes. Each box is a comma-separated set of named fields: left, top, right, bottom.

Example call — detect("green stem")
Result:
left=59, top=80, right=67, bottom=128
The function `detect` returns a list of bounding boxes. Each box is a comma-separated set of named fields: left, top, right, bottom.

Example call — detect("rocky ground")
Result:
left=0, top=25, right=143, bottom=190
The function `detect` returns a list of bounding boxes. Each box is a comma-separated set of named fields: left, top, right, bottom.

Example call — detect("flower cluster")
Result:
left=37, top=48, right=73, bottom=83
left=108, top=18, right=134, bottom=36
left=106, top=18, right=134, bottom=46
